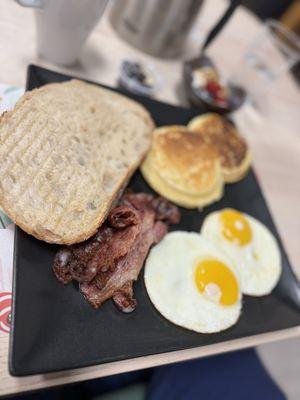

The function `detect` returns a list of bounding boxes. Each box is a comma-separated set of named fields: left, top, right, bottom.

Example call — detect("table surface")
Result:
left=0, top=0, right=300, bottom=396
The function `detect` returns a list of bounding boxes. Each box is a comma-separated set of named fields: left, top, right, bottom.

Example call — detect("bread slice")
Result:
left=0, top=80, right=154, bottom=244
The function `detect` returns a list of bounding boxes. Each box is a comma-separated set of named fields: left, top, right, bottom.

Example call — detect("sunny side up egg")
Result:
left=144, top=231, right=242, bottom=333
left=201, top=209, right=282, bottom=296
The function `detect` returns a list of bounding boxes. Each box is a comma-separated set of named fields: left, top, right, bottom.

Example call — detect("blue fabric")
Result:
left=146, top=349, right=285, bottom=400
left=83, top=369, right=150, bottom=395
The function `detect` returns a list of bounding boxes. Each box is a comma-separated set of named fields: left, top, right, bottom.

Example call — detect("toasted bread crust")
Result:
left=0, top=80, right=154, bottom=244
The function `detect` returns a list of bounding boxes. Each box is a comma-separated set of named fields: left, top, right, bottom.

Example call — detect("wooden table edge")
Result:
left=3, top=325, right=300, bottom=396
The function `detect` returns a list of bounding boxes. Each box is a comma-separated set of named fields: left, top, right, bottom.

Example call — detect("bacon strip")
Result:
left=53, top=193, right=180, bottom=312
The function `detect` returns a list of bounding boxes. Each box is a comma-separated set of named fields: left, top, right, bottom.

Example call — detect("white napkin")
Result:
left=0, top=84, right=24, bottom=334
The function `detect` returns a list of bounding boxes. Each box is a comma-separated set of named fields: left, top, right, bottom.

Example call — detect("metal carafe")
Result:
left=109, top=0, right=204, bottom=58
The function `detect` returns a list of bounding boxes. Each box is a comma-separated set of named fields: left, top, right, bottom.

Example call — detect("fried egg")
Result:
left=144, top=231, right=242, bottom=333
left=201, top=209, right=281, bottom=296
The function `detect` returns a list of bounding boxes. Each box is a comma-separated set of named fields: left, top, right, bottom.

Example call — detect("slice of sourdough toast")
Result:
left=0, top=80, right=154, bottom=244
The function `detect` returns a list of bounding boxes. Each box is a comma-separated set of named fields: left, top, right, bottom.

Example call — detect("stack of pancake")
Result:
left=141, top=113, right=251, bottom=209
left=188, top=113, right=251, bottom=184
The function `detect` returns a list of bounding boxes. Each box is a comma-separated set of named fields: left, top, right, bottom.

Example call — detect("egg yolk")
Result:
left=220, top=209, right=252, bottom=246
left=194, top=259, right=239, bottom=306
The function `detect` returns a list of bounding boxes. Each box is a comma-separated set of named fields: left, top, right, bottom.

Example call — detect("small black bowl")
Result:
left=183, top=55, right=246, bottom=114
left=118, top=60, right=159, bottom=98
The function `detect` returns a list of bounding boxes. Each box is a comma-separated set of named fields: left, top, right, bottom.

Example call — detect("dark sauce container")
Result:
left=183, top=55, right=246, bottom=114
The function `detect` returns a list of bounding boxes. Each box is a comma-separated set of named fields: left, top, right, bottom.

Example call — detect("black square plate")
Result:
left=9, top=65, right=300, bottom=376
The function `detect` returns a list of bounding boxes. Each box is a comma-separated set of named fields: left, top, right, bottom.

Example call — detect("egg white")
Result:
left=144, top=231, right=242, bottom=334
left=201, top=210, right=282, bottom=296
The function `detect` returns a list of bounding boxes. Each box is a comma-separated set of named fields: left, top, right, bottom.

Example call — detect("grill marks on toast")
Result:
left=0, top=80, right=154, bottom=244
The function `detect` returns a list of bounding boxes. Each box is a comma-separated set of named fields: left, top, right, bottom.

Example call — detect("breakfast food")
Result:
left=53, top=192, right=180, bottom=312
left=119, top=60, right=156, bottom=97
left=0, top=80, right=154, bottom=244
left=201, top=209, right=281, bottom=296
left=188, top=113, right=251, bottom=183
left=141, top=116, right=251, bottom=209
left=185, top=57, right=246, bottom=113
left=192, top=66, right=230, bottom=108
left=141, top=126, right=224, bottom=208
left=144, top=231, right=242, bottom=333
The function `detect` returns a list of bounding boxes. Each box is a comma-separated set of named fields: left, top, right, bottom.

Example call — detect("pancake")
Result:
left=149, top=126, right=223, bottom=196
left=188, top=113, right=251, bottom=183
left=141, top=152, right=223, bottom=209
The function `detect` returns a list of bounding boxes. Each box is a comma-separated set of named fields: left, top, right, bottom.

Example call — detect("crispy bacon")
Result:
left=53, top=192, right=180, bottom=312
